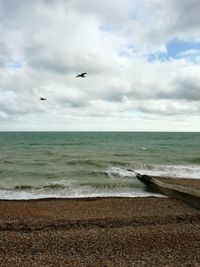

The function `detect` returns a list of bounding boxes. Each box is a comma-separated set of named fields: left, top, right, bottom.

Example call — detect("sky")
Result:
left=0, top=0, right=200, bottom=131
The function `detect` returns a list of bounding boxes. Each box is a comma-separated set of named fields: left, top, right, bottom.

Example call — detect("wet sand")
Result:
left=0, top=197, right=200, bottom=266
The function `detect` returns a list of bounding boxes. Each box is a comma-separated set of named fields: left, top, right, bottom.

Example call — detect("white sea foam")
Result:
left=0, top=187, right=163, bottom=200
left=134, top=164, right=200, bottom=179
left=106, top=167, right=138, bottom=178
left=106, top=164, right=200, bottom=179
left=0, top=165, right=199, bottom=200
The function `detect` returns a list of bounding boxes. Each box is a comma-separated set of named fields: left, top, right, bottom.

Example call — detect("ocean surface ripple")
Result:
left=0, top=132, right=199, bottom=199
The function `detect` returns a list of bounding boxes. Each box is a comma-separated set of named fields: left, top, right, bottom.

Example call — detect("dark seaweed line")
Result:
left=0, top=214, right=199, bottom=232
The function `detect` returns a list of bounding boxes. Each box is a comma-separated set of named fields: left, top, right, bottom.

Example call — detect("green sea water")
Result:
left=0, top=132, right=200, bottom=199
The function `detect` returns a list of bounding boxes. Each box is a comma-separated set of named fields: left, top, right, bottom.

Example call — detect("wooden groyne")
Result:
left=136, top=173, right=200, bottom=209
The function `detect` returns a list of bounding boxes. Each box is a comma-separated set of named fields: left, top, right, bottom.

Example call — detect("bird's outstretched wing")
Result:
left=76, top=72, right=87, bottom=78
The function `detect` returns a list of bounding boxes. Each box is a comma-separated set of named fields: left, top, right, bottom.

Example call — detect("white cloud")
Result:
left=0, top=0, right=200, bottom=131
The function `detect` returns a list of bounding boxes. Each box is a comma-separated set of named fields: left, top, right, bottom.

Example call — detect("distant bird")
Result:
left=40, top=97, right=46, bottom=101
left=76, top=72, right=87, bottom=78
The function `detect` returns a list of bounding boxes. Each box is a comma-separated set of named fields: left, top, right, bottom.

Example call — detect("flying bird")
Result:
left=40, top=97, right=46, bottom=101
left=76, top=72, right=87, bottom=78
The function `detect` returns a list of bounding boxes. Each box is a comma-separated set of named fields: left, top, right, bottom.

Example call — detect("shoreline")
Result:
left=0, top=191, right=164, bottom=201
left=0, top=194, right=164, bottom=201
left=1, top=196, right=200, bottom=266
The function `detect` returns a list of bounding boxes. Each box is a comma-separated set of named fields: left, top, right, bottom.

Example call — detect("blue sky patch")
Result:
left=7, top=60, right=24, bottom=69
left=99, top=24, right=112, bottom=32
left=148, top=39, right=200, bottom=62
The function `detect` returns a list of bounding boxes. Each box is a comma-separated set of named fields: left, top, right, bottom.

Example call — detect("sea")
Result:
left=0, top=132, right=200, bottom=200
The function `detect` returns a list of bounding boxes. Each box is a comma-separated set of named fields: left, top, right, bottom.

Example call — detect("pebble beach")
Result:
left=1, top=197, right=200, bottom=266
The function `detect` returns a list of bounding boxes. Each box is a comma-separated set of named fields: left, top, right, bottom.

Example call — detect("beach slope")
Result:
left=1, top=197, right=200, bottom=266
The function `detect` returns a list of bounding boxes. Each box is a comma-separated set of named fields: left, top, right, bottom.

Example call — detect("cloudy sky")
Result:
left=0, top=0, right=200, bottom=131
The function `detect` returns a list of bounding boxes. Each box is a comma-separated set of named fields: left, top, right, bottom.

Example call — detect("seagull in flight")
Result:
left=40, top=97, right=46, bottom=101
left=76, top=72, right=87, bottom=78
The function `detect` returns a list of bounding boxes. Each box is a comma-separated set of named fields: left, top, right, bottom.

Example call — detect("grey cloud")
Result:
left=132, top=0, right=200, bottom=51
left=160, top=79, right=200, bottom=101
left=0, top=42, right=11, bottom=67
left=172, top=0, right=200, bottom=33
left=0, top=0, right=200, bottom=130
left=0, top=94, right=42, bottom=116
left=55, top=95, right=90, bottom=108
left=25, top=45, right=74, bottom=75
left=25, top=44, right=111, bottom=75
left=137, top=100, right=200, bottom=117
left=72, top=0, right=131, bottom=26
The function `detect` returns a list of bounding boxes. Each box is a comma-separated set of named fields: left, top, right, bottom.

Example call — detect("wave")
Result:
left=1, top=182, right=141, bottom=193
left=132, top=164, right=200, bottom=179
left=113, top=153, right=132, bottom=157
left=0, top=181, right=159, bottom=200
left=188, top=158, right=200, bottom=164
left=104, top=164, right=200, bottom=180
left=0, top=159, right=15, bottom=164
left=104, top=167, right=138, bottom=179
left=66, top=159, right=129, bottom=167
left=28, top=162, right=47, bottom=166
left=0, top=157, right=16, bottom=164
left=29, top=143, right=40, bottom=146
left=14, top=183, right=66, bottom=190
left=66, top=159, right=103, bottom=167
left=0, top=157, right=48, bottom=166
left=14, top=185, right=33, bottom=190
left=0, top=189, right=160, bottom=200
left=0, top=163, right=199, bottom=200
left=106, top=160, right=129, bottom=166
left=8, top=182, right=139, bottom=192
left=80, top=181, right=142, bottom=189
left=29, top=142, right=86, bottom=146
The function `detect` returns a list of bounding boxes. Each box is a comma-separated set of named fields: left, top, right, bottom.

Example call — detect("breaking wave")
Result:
left=104, top=164, right=200, bottom=179
left=0, top=163, right=200, bottom=200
